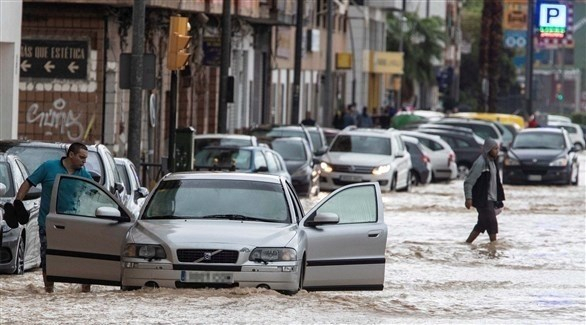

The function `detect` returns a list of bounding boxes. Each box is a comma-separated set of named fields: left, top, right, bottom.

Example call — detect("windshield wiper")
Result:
left=146, top=215, right=183, bottom=220
left=199, top=214, right=273, bottom=222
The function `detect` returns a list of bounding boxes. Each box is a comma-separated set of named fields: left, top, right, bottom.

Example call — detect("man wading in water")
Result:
left=463, top=138, right=505, bottom=243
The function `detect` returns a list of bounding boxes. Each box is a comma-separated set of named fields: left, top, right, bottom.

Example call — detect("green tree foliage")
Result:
left=461, top=0, right=519, bottom=112
left=386, top=12, right=447, bottom=105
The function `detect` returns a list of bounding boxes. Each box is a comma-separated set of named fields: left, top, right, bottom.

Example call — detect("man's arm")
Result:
left=16, top=180, right=32, bottom=201
left=463, top=158, right=484, bottom=208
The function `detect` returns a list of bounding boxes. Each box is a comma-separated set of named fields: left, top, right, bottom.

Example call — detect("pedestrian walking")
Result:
left=14, top=142, right=93, bottom=293
left=463, top=138, right=505, bottom=243
left=301, top=111, right=316, bottom=126
left=356, top=106, right=374, bottom=128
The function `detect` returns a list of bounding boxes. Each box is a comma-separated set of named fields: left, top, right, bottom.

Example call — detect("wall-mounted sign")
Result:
left=20, top=39, right=88, bottom=79
left=202, top=36, right=221, bottom=67
left=536, top=1, right=567, bottom=39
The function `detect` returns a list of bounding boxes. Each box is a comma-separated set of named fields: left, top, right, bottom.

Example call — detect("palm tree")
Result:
left=479, top=0, right=503, bottom=112
left=386, top=12, right=447, bottom=108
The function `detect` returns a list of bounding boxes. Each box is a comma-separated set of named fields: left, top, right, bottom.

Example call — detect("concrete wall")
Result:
left=0, top=0, right=23, bottom=140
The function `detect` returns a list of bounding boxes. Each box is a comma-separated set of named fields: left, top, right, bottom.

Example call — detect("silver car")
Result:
left=114, top=157, right=149, bottom=218
left=45, top=172, right=387, bottom=294
left=0, top=154, right=41, bottom=274
left=398, top=130, right=457, bottom=182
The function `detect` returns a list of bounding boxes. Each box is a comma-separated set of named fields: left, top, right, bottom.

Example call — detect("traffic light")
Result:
left=167, top=16, right=191, bottom=70
left=555, top=82, right=564, bottom=101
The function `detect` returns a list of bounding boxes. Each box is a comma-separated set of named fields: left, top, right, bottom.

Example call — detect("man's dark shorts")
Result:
left=473, top=201, right=498, bottom=235
left=39, top=226, right=47, bottom=272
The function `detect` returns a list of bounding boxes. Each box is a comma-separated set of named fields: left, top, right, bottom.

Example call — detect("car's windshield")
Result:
left=307, top=129, right=324, bottom=150
left=194, top=148, right=252, bottom=170
left=0, top=162, right=15, bottom=198
left=5, top=146, right=104, bottom=184
left=5, top=146, right=65, bottom=173
left=330, top=135, right=392, bottom=155
left=271, top=141, right=307, bottom=161
left=512, top=133, right=566, bottom=150
left=143, top=179, right=290, bottom=223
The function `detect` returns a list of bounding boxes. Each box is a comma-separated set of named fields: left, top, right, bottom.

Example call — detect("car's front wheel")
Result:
left=14, top=236, right=25, bottom=275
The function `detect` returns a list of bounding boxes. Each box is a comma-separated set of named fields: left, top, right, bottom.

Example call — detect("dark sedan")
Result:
left=502, top=128, right=579, bottom=185
left=270, top=137, right=320, bottom=197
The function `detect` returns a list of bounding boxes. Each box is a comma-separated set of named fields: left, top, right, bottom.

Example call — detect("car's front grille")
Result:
left=177, top=249, right=239, bottom=263
left=331, top=164, right=373, bottom=174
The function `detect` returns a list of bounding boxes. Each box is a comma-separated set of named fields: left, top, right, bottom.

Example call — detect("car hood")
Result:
left=130, top=219, right=298, bottom=247
left=323, top=152, right=390, bottom=166
left=509, top=148, right=566, bottom=161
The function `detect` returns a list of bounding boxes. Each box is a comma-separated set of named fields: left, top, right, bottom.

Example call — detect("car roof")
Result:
left=518, top=127, right=564, bottom=134
left=0, top=139, right=69, bottom=152
left=193, top=134, right=255, bottom=139
left=340, top=127, right=398, bottom=137
left=163, top=171, right=283, bottom=184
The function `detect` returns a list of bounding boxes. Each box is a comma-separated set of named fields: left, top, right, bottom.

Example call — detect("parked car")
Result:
left=451, top=112, right=525, bottom=130
left=114, top=158, right=149, bottom=218
left=502, top=128, right=580, bottom=185
left=546, top=122, right=585, bottom=151
left=254, top=125, right=329, bottom=156
left=0, top=140, right=127, bottom=202
left=416, top=127, right=483, bottom=179
left=319, top=127, right=412, bottom=192
left=193, top=134, right=259, bottom=155
left=270, top=137, right=320, bottom=197
left=398, top=130, right=457, bottom=182
left=0, top=153, right=41, bottom=274
left=400, top=135, right=432, bottom=186
left=433, top=117, right=503, bottom=144
left=194, top=146, right=291, bottom=182
left=44, top=172, right=387, bottom=294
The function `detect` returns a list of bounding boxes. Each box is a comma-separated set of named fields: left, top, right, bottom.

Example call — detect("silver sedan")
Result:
left=45, top=172, right=387, bottom=294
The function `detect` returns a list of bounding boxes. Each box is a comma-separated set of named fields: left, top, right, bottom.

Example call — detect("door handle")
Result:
left=54, top=225, right=65, bottom=230
left=368, top=230, right=382, bottom=238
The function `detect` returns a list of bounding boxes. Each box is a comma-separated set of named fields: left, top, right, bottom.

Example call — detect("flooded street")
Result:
left=1, top=153, right=584, bottom=324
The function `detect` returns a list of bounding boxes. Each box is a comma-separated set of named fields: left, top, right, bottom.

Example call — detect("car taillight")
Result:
left=448, top=151, right=455, bottom=164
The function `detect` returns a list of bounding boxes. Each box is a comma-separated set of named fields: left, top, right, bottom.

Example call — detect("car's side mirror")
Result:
left=89, top=170, right=102, bottom=183
left=304, top=212, right=339, bottom=227
left=135, top=187, right=149, bottom=199
left=115, top=182, right=125, bottom=194
left=95, top=206, right=131, bottom=222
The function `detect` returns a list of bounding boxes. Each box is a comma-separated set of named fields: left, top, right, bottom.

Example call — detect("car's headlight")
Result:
left=249, top=248, right=297, bottom=262
left=320, top=162, right=333, bottom=173
left=124, top=244, right=166, bottom=259
left=504, top=157, right=520, bottom=166
left=549, top=157, right=568, bottom=167
left=372, top=164, right=391, bottom=175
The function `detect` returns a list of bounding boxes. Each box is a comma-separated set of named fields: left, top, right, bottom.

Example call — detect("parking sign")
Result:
left=537, top=1, right=567, bottom=39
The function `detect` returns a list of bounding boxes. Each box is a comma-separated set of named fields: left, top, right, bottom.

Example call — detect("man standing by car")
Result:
left=463, top=138, right=505, bottom=243
left=15, top=142, right=93, bottom=293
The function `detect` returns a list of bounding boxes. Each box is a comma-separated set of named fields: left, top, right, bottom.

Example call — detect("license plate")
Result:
left=528, top=174, right=542, bottom=181
left=340, top=175, right=362, bottom=182
left=180, top=271, right=234, bottom=283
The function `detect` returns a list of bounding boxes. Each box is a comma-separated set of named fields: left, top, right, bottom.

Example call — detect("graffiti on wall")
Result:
left=26, top=98, right=86, bottom=142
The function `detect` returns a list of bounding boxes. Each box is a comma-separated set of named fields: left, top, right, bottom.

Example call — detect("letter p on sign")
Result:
left=539, top=3, right=567, bottom=28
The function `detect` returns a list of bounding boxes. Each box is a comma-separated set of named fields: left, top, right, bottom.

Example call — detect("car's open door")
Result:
left=46, top=174, right=133, bottom=286
left=301, top=182, right=387, bottom=291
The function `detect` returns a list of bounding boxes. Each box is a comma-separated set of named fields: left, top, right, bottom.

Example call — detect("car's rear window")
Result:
left=194, top=148, right=252, bottom=170
left=194, top=138, right=252, bottom=154
left=143, top=179, right=290, bottom=223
